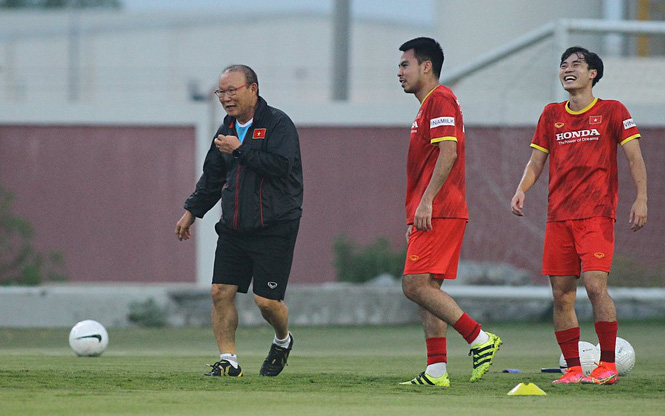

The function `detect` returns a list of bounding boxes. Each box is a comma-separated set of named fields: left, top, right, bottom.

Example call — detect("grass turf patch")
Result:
left=1, top=321, right=664, bottom=415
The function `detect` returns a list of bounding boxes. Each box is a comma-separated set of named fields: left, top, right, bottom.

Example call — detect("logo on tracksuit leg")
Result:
left=268, top=282, right=278, bottom=289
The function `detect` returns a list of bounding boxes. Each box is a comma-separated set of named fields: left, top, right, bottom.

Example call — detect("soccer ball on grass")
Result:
left=68, top=319, right=109, bottom=357
left=595, top=336, right=635, bottom=376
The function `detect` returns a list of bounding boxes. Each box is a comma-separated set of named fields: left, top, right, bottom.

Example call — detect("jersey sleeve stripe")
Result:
left=530, top=143, right=549, bottom=153
left=431, top=136, right=457, bottom=144
left=620, top=134, right=641, bottom=146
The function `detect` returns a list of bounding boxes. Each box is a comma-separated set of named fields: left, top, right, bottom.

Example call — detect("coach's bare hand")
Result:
left=214, top=134, right=241, bottom=154
left=175, top=211, right=195, bottom=241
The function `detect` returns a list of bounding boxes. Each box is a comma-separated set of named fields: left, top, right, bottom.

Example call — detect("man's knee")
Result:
left=254, top=295, right=285, bottom=315
left=552, top=284, right=574, bottom=297
left=583, top=271, right=610, bottom=301
left=585, top=283, right=610, bottom=304
left=211, top=284, right=236, bottom=304
left=551, top=281, right=577, bottom=309
left=402, top=275, right=427, bottom=301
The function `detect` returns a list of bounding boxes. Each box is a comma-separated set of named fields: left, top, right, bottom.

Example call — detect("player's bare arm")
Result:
left=413, top=140, right=457, bottom=231
left=622, top=139, right=648, bottom=231
left=511, top=148, right=548, bottom=216
left=175, top=210, right=196, bottom=241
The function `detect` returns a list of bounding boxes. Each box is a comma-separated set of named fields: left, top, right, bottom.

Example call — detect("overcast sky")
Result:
left=120, top=0, right=433, bottom=25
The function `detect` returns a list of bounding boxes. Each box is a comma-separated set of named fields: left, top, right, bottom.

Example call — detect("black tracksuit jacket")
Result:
left=184, top=96, right=303, bottom=234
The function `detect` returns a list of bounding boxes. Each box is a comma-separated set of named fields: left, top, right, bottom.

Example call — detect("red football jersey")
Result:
left=531, top=98, right=641, bottom=221
left=405, top=85, right=468, bottom=224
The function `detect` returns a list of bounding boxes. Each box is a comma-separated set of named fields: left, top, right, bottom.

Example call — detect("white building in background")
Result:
left=0, top=9, right=432, bottom=106
left=1, top=0, right=664, bottom=126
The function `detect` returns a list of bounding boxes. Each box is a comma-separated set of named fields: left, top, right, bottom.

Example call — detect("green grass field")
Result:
left=1, top=321, right=664, bottom=416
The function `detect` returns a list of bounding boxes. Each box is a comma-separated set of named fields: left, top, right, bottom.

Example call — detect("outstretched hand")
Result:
left=175, top=211, right=196, bottom=241
left=629, top=198, right=647, bottom=232
left=511, top=190, right=525, bottom=216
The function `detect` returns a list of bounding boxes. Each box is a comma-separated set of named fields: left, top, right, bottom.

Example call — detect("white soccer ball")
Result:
left=69, top=320, right=109, bottom=357
left=595, top=337, right=635, bottom=376
left=559, top=341, right=600, bottom=376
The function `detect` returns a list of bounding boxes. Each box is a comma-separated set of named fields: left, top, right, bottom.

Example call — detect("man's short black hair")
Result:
left=560, top=46, right=604, bottom=86
left=222, top=64, right=259, bottom=94
left=399, top=37, right=444, bottom=79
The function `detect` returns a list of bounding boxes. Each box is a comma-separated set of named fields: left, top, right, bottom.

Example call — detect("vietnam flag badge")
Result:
left=252, top=128, right=266, bottom=139
left=589, top=115, right=602, bottom=125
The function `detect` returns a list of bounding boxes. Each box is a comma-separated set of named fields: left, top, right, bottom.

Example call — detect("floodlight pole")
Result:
left=603, top=0, right=625, bottom=56
left=554, top=20, right=570, bottom=103
left=68, top=7, right=81, bottom=103
left=332, top=0, right=351, bottom=101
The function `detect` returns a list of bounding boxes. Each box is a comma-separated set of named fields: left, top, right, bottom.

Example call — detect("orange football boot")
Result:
left=581, top=361, right=619, bottom=385
left=552, top=365, right=584, bottom=384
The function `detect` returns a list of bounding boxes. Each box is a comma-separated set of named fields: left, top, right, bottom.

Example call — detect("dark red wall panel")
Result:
left=0, top=125, right=197, bottom=283
left=2, top=124, right=663, bottom=285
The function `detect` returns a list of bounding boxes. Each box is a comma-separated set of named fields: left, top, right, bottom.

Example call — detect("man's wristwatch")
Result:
left=232, top=147, right=243, bottom=159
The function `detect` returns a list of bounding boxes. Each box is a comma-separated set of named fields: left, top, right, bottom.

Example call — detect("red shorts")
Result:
left=403, top=218, right=467, bottom=279
left=542, top=217, right=615, bottom=277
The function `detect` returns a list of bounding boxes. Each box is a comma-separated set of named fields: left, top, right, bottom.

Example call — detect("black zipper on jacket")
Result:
left=227, top=122, right=242, bottom=232
left=233, top=165, right=242, bottom=230
left=259, top=177, right=265, bottom=227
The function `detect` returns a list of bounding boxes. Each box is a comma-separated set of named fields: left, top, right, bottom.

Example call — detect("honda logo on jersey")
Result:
left=555, top=128, right=600, bottom=141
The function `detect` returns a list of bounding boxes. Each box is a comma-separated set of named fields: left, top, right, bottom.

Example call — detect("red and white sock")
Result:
left=453, top=313, right=487, bottom=345
left=425, top=337, right=447, bottom=377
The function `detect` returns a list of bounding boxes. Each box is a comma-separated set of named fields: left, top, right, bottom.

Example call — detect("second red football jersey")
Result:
left=531, top=98, right=641, bottom=221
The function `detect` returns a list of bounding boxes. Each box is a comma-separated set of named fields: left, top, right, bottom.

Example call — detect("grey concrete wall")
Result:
left=1, top=284, right=664, bottom=328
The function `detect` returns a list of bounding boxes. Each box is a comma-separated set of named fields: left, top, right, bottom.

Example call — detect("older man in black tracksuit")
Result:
left=175, top=64, right=303, bottom=378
